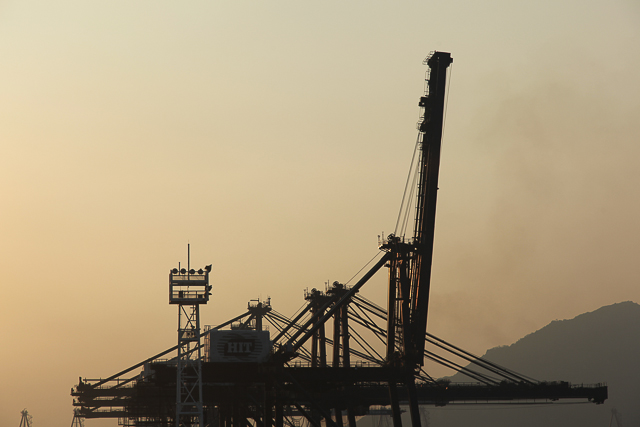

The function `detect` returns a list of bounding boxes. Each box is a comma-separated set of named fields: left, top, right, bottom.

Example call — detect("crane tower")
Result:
left=19, top=409, right=32, bottom=427
left=170, top=257, right=212, bottom=427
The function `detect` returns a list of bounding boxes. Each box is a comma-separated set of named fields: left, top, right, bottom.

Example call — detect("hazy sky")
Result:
left=1, top=1, right=639, bottom=426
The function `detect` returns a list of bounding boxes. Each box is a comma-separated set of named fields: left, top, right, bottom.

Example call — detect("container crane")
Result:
left=71, top=52, right=608, bottom=427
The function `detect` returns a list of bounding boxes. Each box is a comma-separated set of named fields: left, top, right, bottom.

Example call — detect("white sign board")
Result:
left=207, top=330, right=271, bottom=363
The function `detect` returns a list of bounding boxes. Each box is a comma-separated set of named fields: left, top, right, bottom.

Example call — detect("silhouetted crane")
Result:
left=19, top=409, right=32, bottom=427
left=609, top=408, right=622, bottom=427
left=71, top=52, right=608, bottom=427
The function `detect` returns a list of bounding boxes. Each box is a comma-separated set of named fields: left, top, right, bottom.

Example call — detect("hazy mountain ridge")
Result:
left=431, top=301, right=640, bottom=426
left=470, top=301, right=640, bottom=382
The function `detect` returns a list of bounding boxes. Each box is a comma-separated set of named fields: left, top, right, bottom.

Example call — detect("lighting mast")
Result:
left=169, top=246, right=212, bottom=427
left=19, top=410, right=32, bottom=427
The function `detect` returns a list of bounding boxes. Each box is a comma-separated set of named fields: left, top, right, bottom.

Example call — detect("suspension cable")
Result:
left=345, top=251, right=384, bottom=285
left=394, top=134, right=421, bottom=235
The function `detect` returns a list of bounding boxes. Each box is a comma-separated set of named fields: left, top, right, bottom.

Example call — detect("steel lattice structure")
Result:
left=170, top=261, right=212, bottom=427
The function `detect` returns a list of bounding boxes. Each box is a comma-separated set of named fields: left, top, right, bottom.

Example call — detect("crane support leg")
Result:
left=388, top=382, right=403, bottom=427
left=347, top=408, right=357, bottom=427
left=264, top=388, right=273, bottom=427
left=334, top=408, right=343, bottom=427
left=406, top=378, right=421, bottom=427
left=275, top=401, right=283, bottom=427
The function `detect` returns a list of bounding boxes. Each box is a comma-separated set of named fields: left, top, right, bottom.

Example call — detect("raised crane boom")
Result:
left=410, top=51, right=453, bottom=362
left=383, top=52, right=453, bottom=369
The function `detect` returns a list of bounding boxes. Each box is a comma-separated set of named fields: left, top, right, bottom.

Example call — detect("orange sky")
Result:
left=1, top=1, right=639, bottom=426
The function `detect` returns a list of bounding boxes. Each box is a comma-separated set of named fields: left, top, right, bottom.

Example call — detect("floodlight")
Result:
left=197, top=269, right=204, bottom=275
left=172, top=268, right=178, bottom=274
left=205, top=264, right=212, bottom=272
left=180, top=268, right=186, bottom=274
left=189, top=269, right=195, bottom=274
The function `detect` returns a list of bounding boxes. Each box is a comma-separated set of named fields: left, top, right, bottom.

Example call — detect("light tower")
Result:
left=70, top=409, right=84, bottom=427
left=19, top=409, right=32, bottom=427
left=169, top=252, right=212, bottom=427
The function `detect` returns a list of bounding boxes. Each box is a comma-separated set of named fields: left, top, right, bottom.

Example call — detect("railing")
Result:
left=151, top=358, right=174, bottom=364
left=179, top=329, right=198, bottom=340
left=170, top=275, right=207, bottom=282
left=79, top=380, right=137, bottom=389
left=170, top=291, right=208, bottom=300
left=439, top=381, right=608, bottom=388
left=287, top=360, right=382, bottom=368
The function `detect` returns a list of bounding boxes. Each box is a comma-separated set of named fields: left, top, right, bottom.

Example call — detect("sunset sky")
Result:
left=1, top=1, right=639, bottom=426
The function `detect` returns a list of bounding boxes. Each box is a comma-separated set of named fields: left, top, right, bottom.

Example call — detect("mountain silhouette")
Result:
left=426, top=301, right=640, bottom=426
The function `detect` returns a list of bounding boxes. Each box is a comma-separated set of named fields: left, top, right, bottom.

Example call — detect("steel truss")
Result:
left=176, top=304, right=204, bottom=427
left=72, top=278, right=608, bottom=427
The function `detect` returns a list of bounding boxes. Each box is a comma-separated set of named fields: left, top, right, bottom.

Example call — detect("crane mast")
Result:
left=410, top=51, right=453, bottom=362
left=384, top=51, right=452, bottom=369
